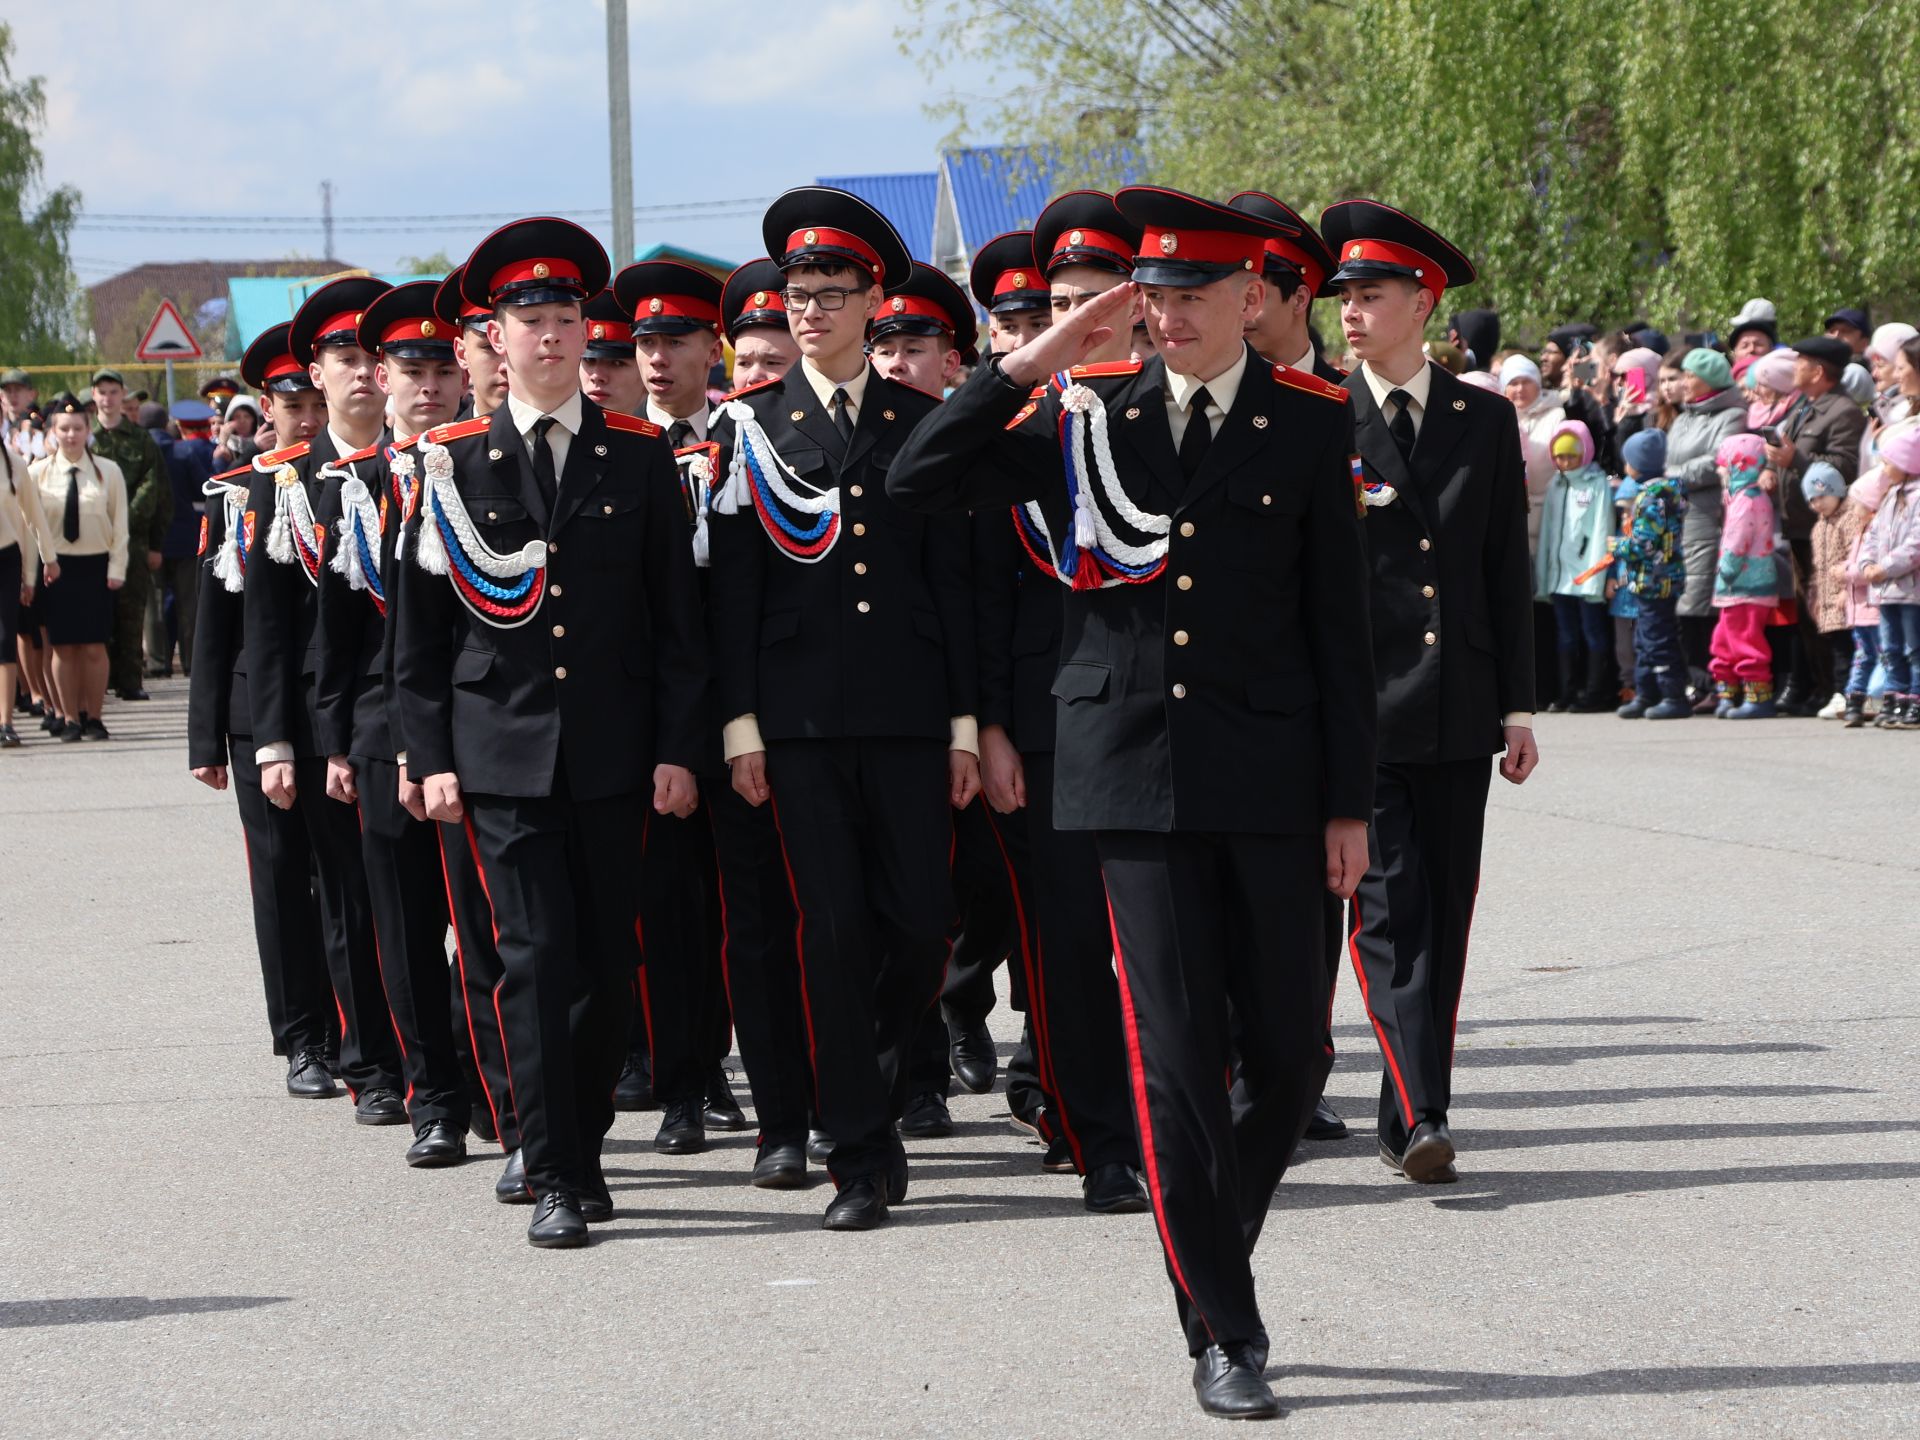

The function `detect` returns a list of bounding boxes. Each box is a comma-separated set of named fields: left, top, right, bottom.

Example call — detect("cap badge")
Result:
left=803, top=229, right=818, bottom=245
left=891, top=297, right=906, bottom=313
left=1350, top=245, right=1363, bottom=259
left=753, top=291, right=768, bottom=307
left=353, top=312, right=363, bottom=326
left=1012, top=272, right=1026, bottom=288
left=532, top=262, right=550, bottom=280
left=1068, top=230, right=1084, bottom=245
left=590, top=323, right=605, bottom=339
left=1160, top=233, right=1178, bottom=255
left=649, top=297, right=664, bottom=314
left=419, top=319, right=436, bottom=337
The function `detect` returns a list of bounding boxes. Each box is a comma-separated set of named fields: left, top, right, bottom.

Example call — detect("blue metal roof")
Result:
left=816, top=171, right=939, bottom=264
left=225, top=271, right=442, bottom=359
left=941, top=145, right=1143, bottom=260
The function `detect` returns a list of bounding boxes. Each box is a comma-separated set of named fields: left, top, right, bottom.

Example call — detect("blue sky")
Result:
left=14, top=1, right=999, bottom=288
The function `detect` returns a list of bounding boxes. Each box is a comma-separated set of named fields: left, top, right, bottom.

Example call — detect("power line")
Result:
left=71, top=196, right=777, bottom=228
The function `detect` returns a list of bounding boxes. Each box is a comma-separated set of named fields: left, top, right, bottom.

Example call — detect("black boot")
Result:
left=1572, top=648, right=1614, bottom=712
left=1844, top=692, right=1867, bottom=728
left=1547, top=650, right=1579, bottom=712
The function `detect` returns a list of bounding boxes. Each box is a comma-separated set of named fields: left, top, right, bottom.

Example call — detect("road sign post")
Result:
left=134, top=301, right=204, bottom=384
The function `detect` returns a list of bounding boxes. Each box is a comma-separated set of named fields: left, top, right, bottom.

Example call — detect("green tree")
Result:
left=395, top=250, right=455, bottom=276
left=0, top=22, right=82, bottom=360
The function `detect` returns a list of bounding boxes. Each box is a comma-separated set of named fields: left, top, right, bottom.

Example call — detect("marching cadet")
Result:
left=244, top=276, right=409, bottom=1127
left=707, top=187, right=978, bottom=1230
left=430, top=266, right=528, bottom=1199
left=89, top=368, right=170, bottom=701
left=1227, top=189, right=1352, bottom=1144
left=580, top=289, right=649, bottom=418
left=889, top=186, right=1375, bottom=1418
left=188, top=322, right=338, bottom=1097
left=864, top=260, right=1009, bottom=1142
left=310, top=280, right=472, bottom=1167
left=1321, top=199, right=1538, bottom=1184
left=722, top=260, right=801, bottom=389
left=394, top=218, right=707, bottom=1248
left=966, top=189, right=1151, bottom=1212
left=609, top=257, right=745, bottom=1151
left=704, top=259, right=814, bottom=1189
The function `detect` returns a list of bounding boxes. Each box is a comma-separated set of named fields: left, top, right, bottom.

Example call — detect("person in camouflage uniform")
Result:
left=90, top=369, right=171, bottom=699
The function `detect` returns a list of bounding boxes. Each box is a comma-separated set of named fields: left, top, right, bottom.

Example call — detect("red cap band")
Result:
left=743, top=288, right=785, bottom=315
left=487, top=256, right=585, bottom=298
left=264, top=354, right=306, bottom=382
left=458, top=300, right=491, bottom=320
left=632, top=294, right=722, bottom=327
left=378, top=316, right=451, bottom=348
left=1261, top=238, right=1326, bottom=297
left=1135, top=226, right=1262, bottom=271
left=1336, top=237, right=1446, bottom=296
left=783, top=226, right=884, bottom=279
left=314, top=309, right=366, bottom=343
left=1048, top=227, right=1133, bottom=267
left=586, top=317, right=634, bottom=344
left=993, top=267, right=1042, bottom=299
left=875, top=294, right=955, bottom=332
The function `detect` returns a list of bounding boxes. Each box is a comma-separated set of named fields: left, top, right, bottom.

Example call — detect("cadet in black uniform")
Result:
left=188, top=323, right=338, bottom=1098
left=244, top=277, right=408, bottom=1126
left=610, top=258, right=745, bottom=1151
left=1321, top=200, right=1538, bottom=1185
left=722, top=259, right=801, bottom=390
left=312, top=280, right=471, bottom=1167
left=889, top=186, right=1375, bottom=1419
left=707, top=188, right=978, bottom=1230
left=1226, top=189, right=1353, bottom=1145
left=394, top=218, right=707, bottom=1248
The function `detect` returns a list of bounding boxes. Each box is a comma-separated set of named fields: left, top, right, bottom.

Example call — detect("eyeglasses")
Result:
left=781, top=285, right=861, bottom=312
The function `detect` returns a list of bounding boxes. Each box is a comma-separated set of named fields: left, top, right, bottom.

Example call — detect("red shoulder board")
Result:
left=424, top=416, right=490, bottom=445
left=675, top=439, right=721, bottom=460
left=1271, top=363, right=1348, bottom=403
left=197, top=515, right=209, bottom=556
left=721, top=375, right=781, bottom=403
left=393, top=433, right=422, bottom=451
left=255, top=441, right=311, bottom=466
left=605, top=411, right=663, bottom=437
left=1007, top=401, right=1040, bottom=430
left=210, top=463, right=251, bottom=484
left=340, top=442, right=381, bottom=464
left=1066, top=361, right=1143, bottom=380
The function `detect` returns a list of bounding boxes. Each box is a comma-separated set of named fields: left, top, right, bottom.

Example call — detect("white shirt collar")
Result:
left=800, top=357, right=869, bottom=413
left=1359, top=359, right=1434, bottom=414
left=505, top=388, right=584, bottom=438
left=646, top=398, right=708, bottom=440
left=1165, top=343, right=1251, bottom=416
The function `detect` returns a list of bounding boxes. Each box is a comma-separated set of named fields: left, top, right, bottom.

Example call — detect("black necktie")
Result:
left=667, top=420, right=694, bottom=451
left=830, top=387, right=855, bottom=448
left=62, top=464, right=80, bottom=542
left=530, top=416, right=558, bottom=507
left=1387, top=388, right=1417, bottom=463
left=1179, top=386, right=1214, bottom=481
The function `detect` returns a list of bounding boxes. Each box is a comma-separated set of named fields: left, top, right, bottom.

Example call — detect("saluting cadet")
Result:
left=968, top=189, right=1151, bottom=1212
left=430, top=265, right=529, bottom=1200
left=311, top=280, right=472, bottom=1168
left=865, top=261, right=1008, bottom=1142
left=1227, top=189, right=1352, bottom=1144
left=889, top=186, right=1375, bottom=1419
left=1322, top=200, right=1538, bottom=1185
left=609, top=257, right=745, bottom=1152
left=188, top=323, right=338, bottom=1097
left=244, top=279, right=409, bottom=1126
left=393, top=218, right=707, bottom=1248
left=721, top=260, right=800, bottom=390
left=707, top=187, right=978, bottom=1230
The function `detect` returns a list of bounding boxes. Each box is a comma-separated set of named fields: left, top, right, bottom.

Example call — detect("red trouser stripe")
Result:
left=1105, top=890, right=1209, bottom=1343
left=766, top=797, right=822, bottom=1099
left=439, top=827, right=505, bottom=1149
left=463, top=813, right=524, bottom=1150
left=1347, top=894, right=1415, bottom=1129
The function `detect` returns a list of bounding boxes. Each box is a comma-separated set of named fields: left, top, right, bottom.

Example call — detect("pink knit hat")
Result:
left=1878, top=421, right=1920, bottom=477
left=1748, top=349, right=1799, bottom=395
left=1716, top=433, right=1767, bottom=472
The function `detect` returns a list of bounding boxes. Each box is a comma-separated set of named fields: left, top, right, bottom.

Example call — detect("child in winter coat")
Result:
left=1853, top=422, right=1920, bottom=729
left=1801, top=461, right=1878, bottom=726
left=1613, top=428, right=1691, bottom=718
left=1535, top=420, right=1616, bottom=711
left=1711, top=433, right=1785, bottom=718
left=1607, top=478, right=1639, bottom=703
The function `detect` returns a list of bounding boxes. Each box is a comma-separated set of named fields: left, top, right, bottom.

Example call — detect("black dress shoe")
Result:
left=612, top=1050, right=654, bottom=1111
left=1303, top=1097, right=1349, bottom=1141
left=527, top=1191, right=589, bottom=1248
left=1007, top=1107, right=1041, bottom=1137
left=285, top=1047, right=339, bottom=1098
left=468, top=1106, right=497, bottom=1145
left=886, top=1140, right=909, bottom=1205
left=354, top=1087, right=408, bottom=1126
left=947, top=1018, right=997, bottom=1094
left=703, top=1065, right=748, bottom=1130
left=654, top=1098, right=707, bottom=1154
left=1083, top=1163, right=1149, bottom=1214
left=1041, top=1133, right=1077, bottom=1172
left=495, top=1149, right=532, bottom=1204
left=898, top=1090, right=953, bottom=1138
left=81, top=717, right=111, bottom=741
left=821, top=1176, right=889, bottom=1231
left=750, top=1139, right=807, bottom=1189
left=117, top=686, right=151, bottom=702
left=806, top=1128, right=833, bottom=1164
left=1192, top=1343, right=1282, bottom=1419
left=579, top=1183, right=614, bottom=1223
left=405, top=1120, right=467, bottom=1168
left=1382, top=1120, right=1458, bottom=1184
left=58, top=720, right=82, bottom=743
left=0, top=723, right=20, bottom=747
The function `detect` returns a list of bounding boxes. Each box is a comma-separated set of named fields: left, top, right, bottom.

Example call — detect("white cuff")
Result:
left=948, top=715, right=979, bottom=757
left=1503, top=712, right=1535, bottom=729
left=722, top=714, right=765, bottom=762
left=254, top=741, right=294, bottom=765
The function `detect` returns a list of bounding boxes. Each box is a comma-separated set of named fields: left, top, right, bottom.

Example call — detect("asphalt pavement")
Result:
left=2, top=679, right=1916, bottom=1437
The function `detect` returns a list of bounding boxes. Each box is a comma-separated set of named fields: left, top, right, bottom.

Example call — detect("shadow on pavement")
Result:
left=1446, top=1084, right=1872, bottom=1109
left=1460, top=1119, right=1920, bottom=1150
left=1274, top=1360, right=1920, bottom=1408
left=1273, top=1160, right=1920, bottom=1211
left=0, top=1295, right=288, bottom=1329
left=1451, top=1040, right=1825, bottom=1068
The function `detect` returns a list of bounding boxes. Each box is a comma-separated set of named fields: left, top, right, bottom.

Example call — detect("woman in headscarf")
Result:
left=1746, top=349, right=1800, bottom=435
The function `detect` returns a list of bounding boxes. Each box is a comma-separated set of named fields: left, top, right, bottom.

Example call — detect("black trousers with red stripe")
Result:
left=356, top=757, right=465, bottom=1132
left=1097, top=828, right=1329, bottom=1357
left=463, top=776, right=644, bottom=1197
left=229, top=741, right=334, bottom=1057
left=708, top=782, right=810, bottom=1146
left=637, top=805, right=730, bottom=1107
left=766, top=736, right=952, bottom=1185
left=293, top=755, right=402, bottom=1099
left=1348, top=757, right=1491, bottom=1154
left=441, top=817, right=519, bottom=1151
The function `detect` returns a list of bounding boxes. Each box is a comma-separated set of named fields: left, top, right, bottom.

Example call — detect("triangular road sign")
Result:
left=134, top=300, right=204, bottom=361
